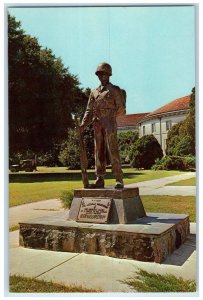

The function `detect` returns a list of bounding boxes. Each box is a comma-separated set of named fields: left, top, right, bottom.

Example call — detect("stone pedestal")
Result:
left=19, top=212, right=190, bottom=263
left=69, top=187, right=146, bottom=224
left=18, top=187, right=190, bottom=263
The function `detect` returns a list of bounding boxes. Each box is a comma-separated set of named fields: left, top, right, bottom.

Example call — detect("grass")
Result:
left=121, top=269, right=196, bottom=292
left=9, top=167, right=186, bottom=207
left=142, top=195, right=196, bottom=222
left=9, top=275, right=101, bottom=293
left=166, top=177, right=196, bottom=186
left=9, top=224, right=19, bottom=232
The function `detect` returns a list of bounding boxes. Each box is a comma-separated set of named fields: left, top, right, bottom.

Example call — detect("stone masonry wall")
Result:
left=19, top=216, right=189, bottom=263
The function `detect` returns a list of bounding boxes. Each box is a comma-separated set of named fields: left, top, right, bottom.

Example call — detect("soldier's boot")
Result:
left=115, top=177, right=124, bottom=189
left=94, top=176, right=105, bottom=188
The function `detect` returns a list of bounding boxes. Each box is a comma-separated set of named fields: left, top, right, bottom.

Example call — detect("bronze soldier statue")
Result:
left=80, top=63, right=126, bottom=189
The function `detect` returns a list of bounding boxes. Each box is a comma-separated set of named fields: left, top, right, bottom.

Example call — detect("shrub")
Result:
left=166, top=135, right=194, bottom=157
left=59, top=131, right=81, bottom=170
left=60, top=190, right=73, bottom=209
left=183, top=156, right=196, bottom=171
left=129, top=135, right=163, bottom=169
left=37, top=151, right=61, bottom=167
left=152, top=155, right=196, bottom=171
left=9, top=150, right=35, bottom=167
left=59, top=127, right=94, bottom=170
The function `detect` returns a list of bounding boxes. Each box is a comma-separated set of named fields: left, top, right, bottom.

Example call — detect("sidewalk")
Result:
left=128, top=172, right=196, bottom=196
left=9, top=199, right=63, bottom=229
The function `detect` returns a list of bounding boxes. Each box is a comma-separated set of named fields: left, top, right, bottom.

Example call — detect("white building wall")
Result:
left=139, top=112, right=188, bottom=154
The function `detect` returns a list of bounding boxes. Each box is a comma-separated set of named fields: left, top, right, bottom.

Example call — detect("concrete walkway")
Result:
left=128, top=172, right=196, bottom=196
left=9, top=199, right=63, bottom=229
left=9, top=223, right=196, bottom=293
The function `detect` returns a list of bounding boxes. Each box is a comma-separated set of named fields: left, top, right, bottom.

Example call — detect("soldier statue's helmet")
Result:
left=95, top=63, right=112, bottom=76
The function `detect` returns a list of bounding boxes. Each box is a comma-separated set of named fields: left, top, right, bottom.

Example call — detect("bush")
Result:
left=60, top=190, right=73, bottom=209
left=59, top=127, right=94, bottom=170
left=9, top=150, right=35, bottom=167
left=59, top=130, right=81, bottom=169
left=37, top=151, right=62, bottom=167
left=183, top=156, right=196, bottom=171
left=129, top=135, right=163, bottom=169
left=152, top=155, right=196, bottom=171
left=166, top=135, right=194, bottom=157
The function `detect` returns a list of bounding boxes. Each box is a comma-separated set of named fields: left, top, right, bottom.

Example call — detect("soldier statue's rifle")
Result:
left=74, top=117, right=89, bottom=188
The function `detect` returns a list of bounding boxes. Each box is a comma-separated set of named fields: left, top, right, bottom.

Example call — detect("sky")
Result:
left=8, top=5, right=195, bottom=114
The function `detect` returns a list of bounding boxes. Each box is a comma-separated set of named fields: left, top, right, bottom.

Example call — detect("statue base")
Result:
left=19, top=187, right=190, bottom=263
left=19, top=211, right=189, bottom=263
left=69, top=187, right=146, bottom=224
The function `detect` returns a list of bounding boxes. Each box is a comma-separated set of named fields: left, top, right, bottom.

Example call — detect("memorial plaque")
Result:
left=77, top=198, right=112, bottom=223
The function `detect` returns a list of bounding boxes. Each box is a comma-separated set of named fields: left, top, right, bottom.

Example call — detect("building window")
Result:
left=151, top=123, right=156, bottom=133
left=143, top=125, right=145, bottom=135
left=166, top=120, right=172, bottom=131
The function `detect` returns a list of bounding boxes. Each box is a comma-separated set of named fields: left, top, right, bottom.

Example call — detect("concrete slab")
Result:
left=140, top=186, right=196, bottom=196
left=9, top=247, right=80, bottom=278
left=37, top=252, right=137, bottom=292
left=19, top=211, right=189, bottom=235
left=9, top=199, right=63, bottom=228
left=127, top=172, right=195, bottom=189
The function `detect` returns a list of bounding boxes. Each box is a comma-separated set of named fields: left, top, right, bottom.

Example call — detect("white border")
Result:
left=1, top=1, right=202, bottom=300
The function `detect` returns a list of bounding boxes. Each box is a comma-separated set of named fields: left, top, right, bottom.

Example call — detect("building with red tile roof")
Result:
left=137, top=95, right=190, bottom=153
left=116, top=95, right=191, bottom=154
left=139, top=95, right=190, bottom=122
left=116, top=113, right=149, bottom=132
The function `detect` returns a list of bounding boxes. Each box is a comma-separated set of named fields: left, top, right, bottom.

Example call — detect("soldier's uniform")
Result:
left=81, top=64, right=126, bottom=187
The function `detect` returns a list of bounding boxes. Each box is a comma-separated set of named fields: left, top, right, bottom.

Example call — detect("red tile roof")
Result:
left=116, top=113, right=149, bottom=127
left=139, top=95, right=190, bottom=122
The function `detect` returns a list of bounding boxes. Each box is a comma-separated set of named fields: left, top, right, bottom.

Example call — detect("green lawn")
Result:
left=121, top=269, right=196, bottom=292
left=9, top=275, right=101, bottom=293
left=142, top=195, right=196, bottom=222
left=166, top=177, right=196, bottom=186
left=9, top=168, right=186, bottom=207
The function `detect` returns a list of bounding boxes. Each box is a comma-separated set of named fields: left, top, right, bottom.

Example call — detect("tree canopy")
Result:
left=8, top=14, right=88, bottom=156
left=166, top=87, right=195, bottom=156
left=118, top=130, right=139, bottom=163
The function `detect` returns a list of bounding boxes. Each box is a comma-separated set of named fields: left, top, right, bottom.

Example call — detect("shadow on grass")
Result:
left=9, top=171, right=144, bottom=183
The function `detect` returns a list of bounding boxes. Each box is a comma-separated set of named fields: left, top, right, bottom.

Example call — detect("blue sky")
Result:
left=8, top=5, right=195, bottom=114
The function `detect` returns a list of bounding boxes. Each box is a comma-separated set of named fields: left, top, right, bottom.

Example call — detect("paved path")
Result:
left=9, top=199, right=63, bottom=228
left=128, top=172, right=196, bottom=196
left=9, top=172, right=196, bottom=229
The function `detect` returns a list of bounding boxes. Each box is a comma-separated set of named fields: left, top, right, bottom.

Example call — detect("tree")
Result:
left=129, top=135, right=163, bottom=169
left=58, top=129, right=80, bottom=169
left=118, top=131, right=139, bottom=163
left=58, top=126, right=94, bottom=169
left=8, top=14, right=89, bottom=157
left=166, top=87, right=195, bottom=156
